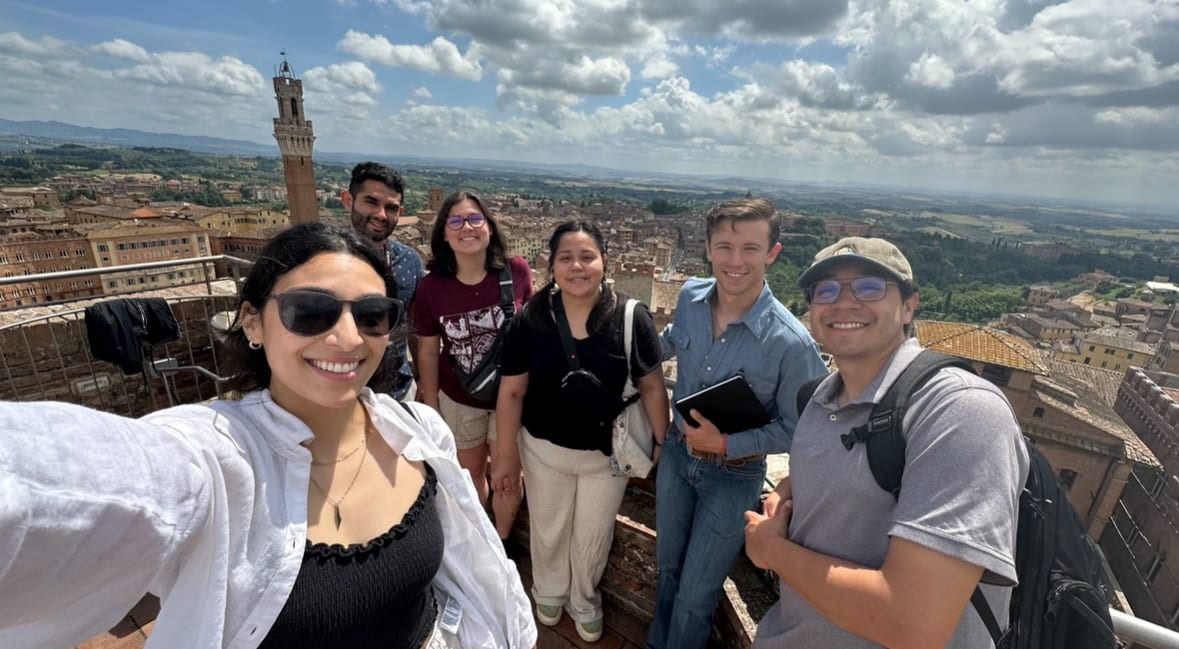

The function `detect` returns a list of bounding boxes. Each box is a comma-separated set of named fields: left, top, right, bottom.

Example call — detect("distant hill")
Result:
left=0, top=119, right=275, bottom=156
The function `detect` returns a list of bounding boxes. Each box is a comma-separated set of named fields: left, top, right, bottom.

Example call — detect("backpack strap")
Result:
left=796, top=374, right=824, bottom=419
left=497, top=266, right=516, bottom=318
left=842, top=349, right=975, bottom=498
left=622, top=299, right=641, bottom=402
left=971, top=586, right=1001, bottom=644
left=553, top=294, right=582, bottom=370
left=398, top=399, right=420, bottom=422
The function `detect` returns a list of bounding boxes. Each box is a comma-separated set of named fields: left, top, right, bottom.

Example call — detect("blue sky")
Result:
left=2, top=0, right=1178, bottom=205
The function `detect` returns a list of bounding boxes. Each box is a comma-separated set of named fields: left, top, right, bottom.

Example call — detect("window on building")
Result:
left=108, top=282, right=117, bottom=289
left=98, top=244, right=108, bottom=252
left=1057, top=469, right=1077, bottom=491
left=1084, top=357, right=1091, bottom=364
left=1128, top=353, right=1135, bottom=360
left=15, top=253, right=25, bottom=262
left=980, top=364, right=1013, bottom=387
left=1149, top=549, right=1168, bottom=583
left=0, top=256, right=7, bottom=264
left=1101, top=361, right=1108, bottom=368
left=1088, top=344, right=1096, bottom=351
left=1115, top=364, right=1121, bottom=371
left=1033, top=407, right=1045, bottom=418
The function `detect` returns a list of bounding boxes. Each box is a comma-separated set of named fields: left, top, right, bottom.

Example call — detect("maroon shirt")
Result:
left=413, top=256, right=534, bottom=408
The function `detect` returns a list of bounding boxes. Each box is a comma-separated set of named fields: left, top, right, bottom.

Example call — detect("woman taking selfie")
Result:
left=414, top=190, right=533, bottom=544
left=0, top=222, right=536, bottom=649
left=492, top=220, right=668, bottom=643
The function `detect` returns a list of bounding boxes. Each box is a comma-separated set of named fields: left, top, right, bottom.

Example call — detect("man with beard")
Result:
left=342, top=161, right=424, bottom=400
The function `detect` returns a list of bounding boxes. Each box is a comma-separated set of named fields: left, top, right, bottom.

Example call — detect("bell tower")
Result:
left=272, top=52, right=318, bottom=225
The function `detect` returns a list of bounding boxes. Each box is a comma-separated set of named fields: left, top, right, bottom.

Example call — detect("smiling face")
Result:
left=442, top=198, right=491, bottom=259
left=239, top=252, right=390, bottom=417
left=552, top=230, right=605, bottom=300
left=808, top=262, right=918, bottom=369
left=343, top=179, right=403, bottom=242
left=706, top=218, right=781, bottom=301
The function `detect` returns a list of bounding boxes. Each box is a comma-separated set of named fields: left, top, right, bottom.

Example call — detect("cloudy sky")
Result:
left=1, top=0, right=1178, bottom=205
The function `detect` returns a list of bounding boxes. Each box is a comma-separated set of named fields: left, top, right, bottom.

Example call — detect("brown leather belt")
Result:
left=686, top=442, right=765, bottom=467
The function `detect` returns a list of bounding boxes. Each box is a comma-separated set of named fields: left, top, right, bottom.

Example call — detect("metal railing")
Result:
left=0, top=256, right=250, bottom=414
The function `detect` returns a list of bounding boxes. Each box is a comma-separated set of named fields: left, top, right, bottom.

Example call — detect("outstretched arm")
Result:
left=0, top=401, right=210, bottom=645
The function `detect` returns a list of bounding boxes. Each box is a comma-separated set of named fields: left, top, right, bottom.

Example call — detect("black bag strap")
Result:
left=497, top=266, right=516, bottom=319
left=971, top=586, right=1001, bottom=643
left=842, top=350, right=975, bottom=497
left=398, top=399, right=420, bottom=422
left=797, top=374, right=824, bottom=418
left=553, top=294, right=582, bottom=371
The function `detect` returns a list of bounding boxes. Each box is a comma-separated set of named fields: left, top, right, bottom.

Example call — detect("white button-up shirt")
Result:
left=0, top=389, right=536, bottom=649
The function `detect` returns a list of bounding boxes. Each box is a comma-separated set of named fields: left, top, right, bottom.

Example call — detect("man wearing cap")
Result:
left=744, top=237, right=1028, bottom=649
left=647, top=198, right=826, bottom=649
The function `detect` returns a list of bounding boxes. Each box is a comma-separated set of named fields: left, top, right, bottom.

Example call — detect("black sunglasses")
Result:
left=267, top=290, right=403, bottom=337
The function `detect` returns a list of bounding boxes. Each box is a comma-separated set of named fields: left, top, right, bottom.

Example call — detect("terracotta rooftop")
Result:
left=1039, top=359, right=1159, bottom=468
left=916, top=320, right=1049, bottom=375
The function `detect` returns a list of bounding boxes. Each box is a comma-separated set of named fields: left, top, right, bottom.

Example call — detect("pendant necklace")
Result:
left=308, top=424, right=370, bottom=529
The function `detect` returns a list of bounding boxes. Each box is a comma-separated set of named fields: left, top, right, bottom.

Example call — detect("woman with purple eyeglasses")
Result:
left=0, top=222, right=536, bottom=649
left=414, top=191, right=534, bottom=548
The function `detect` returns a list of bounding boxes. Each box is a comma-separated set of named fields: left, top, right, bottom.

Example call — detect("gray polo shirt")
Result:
left=754, top=338, right=1029, bottom=649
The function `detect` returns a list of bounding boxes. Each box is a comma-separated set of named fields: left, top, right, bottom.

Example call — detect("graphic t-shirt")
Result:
left=413, top=256, right=533, bottom=408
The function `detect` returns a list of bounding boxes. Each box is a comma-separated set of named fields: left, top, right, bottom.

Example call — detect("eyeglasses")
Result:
left=806, top=276, right=896, bottom=304
left=446, top=213, right=487, bottom=230
left=267, top=291, right=403, bottom=337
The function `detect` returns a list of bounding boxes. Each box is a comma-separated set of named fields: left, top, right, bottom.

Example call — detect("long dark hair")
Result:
left=426, top=190, right=510, bottom=276
left=224, top=222, right=405, bottom=393
left=521, top=220, right=617, bottom=334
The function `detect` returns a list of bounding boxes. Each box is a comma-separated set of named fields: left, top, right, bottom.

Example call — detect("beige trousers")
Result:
left=519, top=430, right=629, bottom=623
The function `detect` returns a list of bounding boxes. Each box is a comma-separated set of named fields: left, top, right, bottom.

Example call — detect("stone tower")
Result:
left=272, top=53, right=318, bottom=225
left=428, top=188, right=445, bottom=214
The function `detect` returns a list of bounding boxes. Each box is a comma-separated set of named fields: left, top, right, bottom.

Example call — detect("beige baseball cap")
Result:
left=797, top=237, right=914, bottom=288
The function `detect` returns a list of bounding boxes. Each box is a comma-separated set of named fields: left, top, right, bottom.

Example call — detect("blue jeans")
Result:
left=646, top=438, right=766, bottom=649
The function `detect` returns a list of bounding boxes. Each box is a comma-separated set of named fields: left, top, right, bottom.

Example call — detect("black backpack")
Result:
left=796, top=350, right=1117, bottom=649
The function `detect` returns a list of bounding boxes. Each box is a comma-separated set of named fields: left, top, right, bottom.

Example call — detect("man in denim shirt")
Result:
left=647, top=198, right=826, bottom=649
left=342, top=162, right=424, bottom=400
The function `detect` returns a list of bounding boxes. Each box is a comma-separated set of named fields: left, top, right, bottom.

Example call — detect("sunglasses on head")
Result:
left=806, top=276, right=896, bottom=304
left=266, top=290, right=403, bottom=337
left=446, top=213, right=486, bottom=230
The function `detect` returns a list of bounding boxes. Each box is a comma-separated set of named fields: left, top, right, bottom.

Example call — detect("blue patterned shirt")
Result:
left=385, top=238, right=424, bottom=400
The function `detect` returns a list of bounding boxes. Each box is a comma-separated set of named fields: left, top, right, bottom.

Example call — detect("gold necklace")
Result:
left=310, top=433, right=367, bottom=465
left=308, top=424, right=370, bottom=529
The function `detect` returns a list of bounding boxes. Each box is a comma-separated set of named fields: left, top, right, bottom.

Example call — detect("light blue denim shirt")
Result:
left=661, top=277, right=827, bottom=458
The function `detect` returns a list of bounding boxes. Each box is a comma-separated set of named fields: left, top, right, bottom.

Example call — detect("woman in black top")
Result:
left=492, top=221, right=668, bottom=643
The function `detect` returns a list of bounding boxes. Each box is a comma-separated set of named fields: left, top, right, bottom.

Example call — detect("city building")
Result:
left=271, top=54, right=317, bottom=225
left=1108, top=369, right=1179, bottom=629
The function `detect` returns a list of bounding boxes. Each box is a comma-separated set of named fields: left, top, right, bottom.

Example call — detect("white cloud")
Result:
left=92, top=38, right=151, bottom=63
left=413, top=86, right=432, bottom=98
left=338, top=31, right=483, bottom=80
left=115, top=52, right=264, bottom=96
left=906, top=53, right=956, bottom=90
left=641, top=54, right=678, bottom=80
left=0, top=32, right=72, bottom=58
left=304, top=61, right=382, bottom=94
